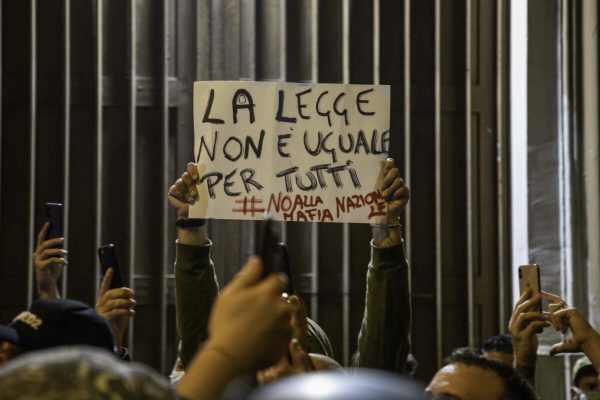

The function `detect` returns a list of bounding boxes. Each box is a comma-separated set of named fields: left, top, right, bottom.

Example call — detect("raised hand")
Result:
left=168, top=162, right=200, bottom=219
left=33, top=222, right=67, bottom=299
left=508, top=289, right=549, bottom=368
left=95, top=268, right=136, bottom=352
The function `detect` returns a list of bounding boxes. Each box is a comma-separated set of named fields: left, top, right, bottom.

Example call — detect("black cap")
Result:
left=0, top=299, right=114, bottom=352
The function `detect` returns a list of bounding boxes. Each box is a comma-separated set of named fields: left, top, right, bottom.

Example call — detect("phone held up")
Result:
left=98, top=244, right=124, bottom=290
left=45, top=203, right=63, bottom=247
left=518, top=264, right=541, bottom=312
left=255, top=215, right=293, bottom=294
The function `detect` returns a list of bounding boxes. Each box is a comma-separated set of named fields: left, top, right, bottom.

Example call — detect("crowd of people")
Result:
left=0, top=158, right=598, bottom=399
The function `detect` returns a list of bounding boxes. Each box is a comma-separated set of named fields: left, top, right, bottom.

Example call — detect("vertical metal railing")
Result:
left=62, top=0, right=72, bottom=298
left=341, top=0, right=351, bottom=367
left=465, top=0, right=475, bottom=348
left=496, top=0, right=507, bottom=329
left=26, top=0, right=37, bottom=307
left=434, top=0, right=443, bottom=368
left=160, top=0, right=170, bottom=373
left=309, top=0, right=319, bottom=322
left=403, top=0, right=411, bottom=263
left=127, top=0, right=137, bottom=356
left=94, top=0, right=104, bottom=299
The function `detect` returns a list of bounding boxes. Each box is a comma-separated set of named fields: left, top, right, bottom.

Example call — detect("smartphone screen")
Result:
left=45, top=203, right=63, bottom=245
left=518, top=264, right=541, bottom=312
left=98, top=244, right=124, bottom=289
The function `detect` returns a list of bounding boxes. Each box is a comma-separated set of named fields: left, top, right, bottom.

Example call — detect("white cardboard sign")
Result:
left=190, top=80, right=390, bottom=223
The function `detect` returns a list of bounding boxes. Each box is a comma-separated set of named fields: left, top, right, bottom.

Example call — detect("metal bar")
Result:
left=341, top=0, right=351, bottom=367
left=160, top=0, right=170, bottom=374
left=280, top=0, right=288, bottom=244
left=94, top=0, right=104, bottom=298
left=309, top=0, right=319, bottom=321
left=373, top=0, right=380, bottom=85
left=496, top=0, right=506, bottom=331
left=62, top=0, right=72, bottom=298
left=127, top=0, right=137, bottom=356
left=403, top=0, right=411, bottom=263
left=465, top=0, right=474, bottom=348
left=434, top=0, right=443, bottom=368
left=27, top=0, right=37, bottom=306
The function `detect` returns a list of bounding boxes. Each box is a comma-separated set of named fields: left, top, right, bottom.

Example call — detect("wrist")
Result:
left=581, top=331, right=600, bottom=369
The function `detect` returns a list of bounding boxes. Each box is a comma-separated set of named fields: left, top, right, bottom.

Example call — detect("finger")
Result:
left=40, top=248, right=68, bottom=259
left=541, top=291, right=565, bottom=304
left=382, top=178, right=402, bottom=199
left=260, top=272, right=289, bottom=297
left=383, top=158, right=395, bottom=175
left=38, top=238, right=65, bottom=252
left=515, top=291, right=542, bottom=314
left=99, top=268, right=114, bottom=297
left=381, top=167, right=399, bottom=190
left=289, top=339, right=313, bottom=371
left=101, top=287, right=135, bottom=301
left=551, top=307, right=577, bottom=333
left=186, top=162, right=199, bottom=181
left=522, top=320, right=550, bottom=336
left=549, top=340, right=579, bottom=356
left=169, top=179, right=189, bottom=201
left=36, top=222, right=50, bottom=248
left=222, top=256, right=264, bottom=294
left=39, top=257, right=68, bottom=267
left=516, top=311, right=547, bottom=331
left=102, top=308, right=135, bottom=320
left=103, top=298, right=137, bottom=310
left=181, top=173, right=196, bottom=202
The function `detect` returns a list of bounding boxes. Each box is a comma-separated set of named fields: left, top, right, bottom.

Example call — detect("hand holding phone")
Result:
left=98, top=244, right=124, bottom=289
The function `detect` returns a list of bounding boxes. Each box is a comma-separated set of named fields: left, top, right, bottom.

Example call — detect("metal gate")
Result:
left=0, top=0, right=509, bottom=380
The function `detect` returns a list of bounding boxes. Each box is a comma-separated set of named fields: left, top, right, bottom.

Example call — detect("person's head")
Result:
left=0, top=346, right=174, bottom=399
left=0, top=299, right=115, bottom=365
left=482, top=334, right=514, bottom=365
left=572, top=356, right=599, bottom=394
left=427, top=348, right=537, bottom=400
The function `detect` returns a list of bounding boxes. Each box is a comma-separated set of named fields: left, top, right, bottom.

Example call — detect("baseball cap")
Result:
left=0, top=299, right=114, bottom=352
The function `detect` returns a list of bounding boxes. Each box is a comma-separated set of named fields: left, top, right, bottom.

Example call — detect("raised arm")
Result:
left=169, top=162, right=219, bottom=369
left=353, top=158, right=412, bottom=373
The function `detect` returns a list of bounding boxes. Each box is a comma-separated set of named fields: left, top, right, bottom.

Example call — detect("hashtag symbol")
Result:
left=232, top=196, right=265, bottom=217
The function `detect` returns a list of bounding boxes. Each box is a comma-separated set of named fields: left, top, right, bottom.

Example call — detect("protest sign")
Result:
left=190, top=81, right=390, bottom=223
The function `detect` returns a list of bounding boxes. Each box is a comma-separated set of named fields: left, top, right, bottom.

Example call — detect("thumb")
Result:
left=549, top=341, right=576, bottom=356
left=289, top=339, right=313, bottom=371
left=99, top=268, right=113, bottom=297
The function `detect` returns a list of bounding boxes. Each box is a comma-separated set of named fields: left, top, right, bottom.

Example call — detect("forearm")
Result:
left=176, top=342, right=238, bottom=400
left=35, top=272, right=60, bottom=299
left=174, top=238, right=219, bottom=369
left=354, top=239, right=411, bottom=372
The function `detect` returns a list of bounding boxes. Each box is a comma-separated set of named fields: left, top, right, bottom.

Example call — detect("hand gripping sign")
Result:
left=190, top=81, right=391, bottom=223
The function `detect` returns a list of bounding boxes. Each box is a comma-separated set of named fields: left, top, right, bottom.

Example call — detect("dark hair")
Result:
left=482, top=334, right=513, bottom=355
left=444, top=348, right=537, bottom=400
left=574, top=364, right=598, bottom=386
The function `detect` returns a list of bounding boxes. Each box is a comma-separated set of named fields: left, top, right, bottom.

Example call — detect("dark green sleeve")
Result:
left=174, top=240, right=219, bottom=370
left=352, top=240, right=411, bottom=373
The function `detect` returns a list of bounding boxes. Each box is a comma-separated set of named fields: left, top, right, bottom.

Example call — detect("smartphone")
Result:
left=518, top=264, right=541, bottom=312
left=45, top=203, right=63, bottom=246
left=98, top=244, right=124, bottom=289
left=277, top=242, right=293, bottom=294
left=255, top=216, right=280, bottom=279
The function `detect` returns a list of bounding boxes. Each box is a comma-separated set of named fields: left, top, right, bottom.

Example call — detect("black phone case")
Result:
left=45, top=203, right=63, bottom=244
left=256, top=218, right=280, bottom=279
left=98, top=244, right=124, bottom=289
left=277, top=242, right=293, bottom=294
